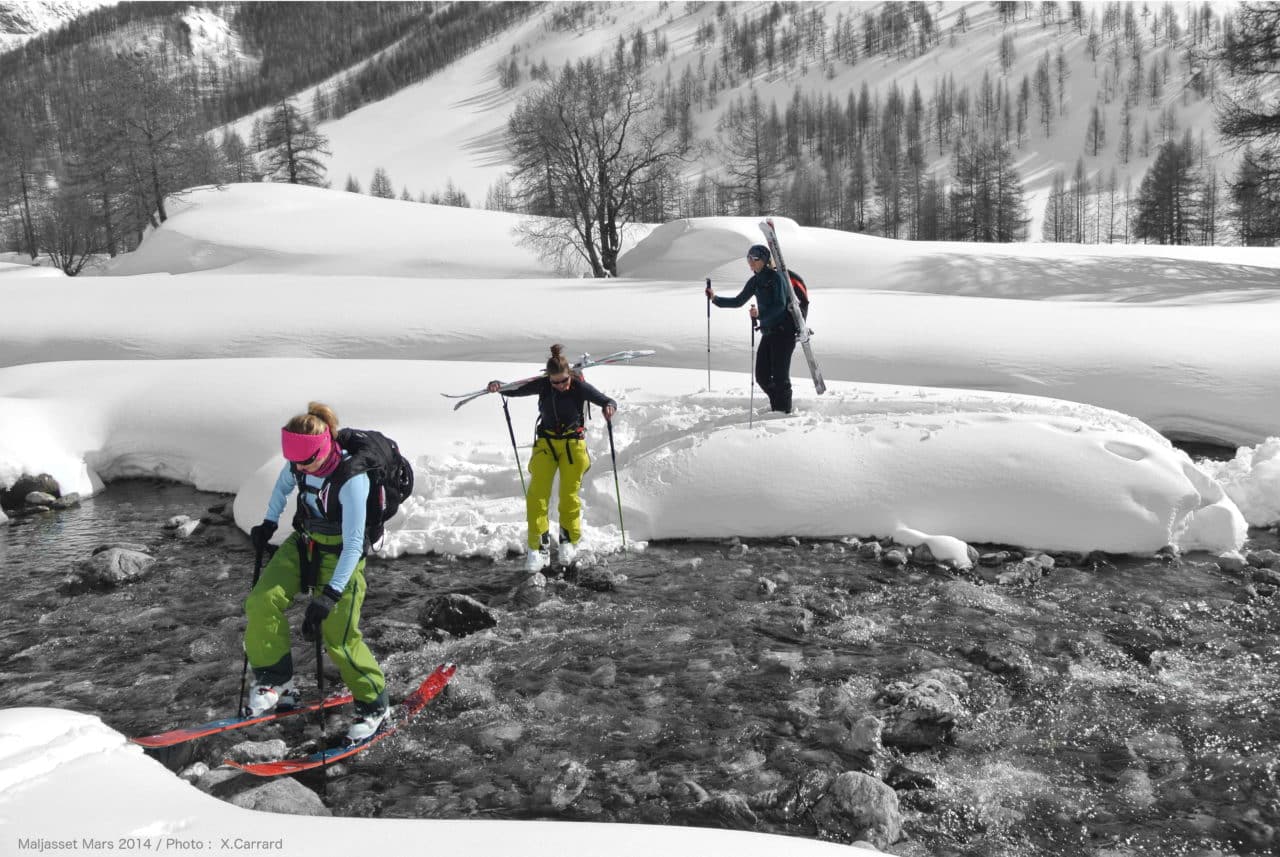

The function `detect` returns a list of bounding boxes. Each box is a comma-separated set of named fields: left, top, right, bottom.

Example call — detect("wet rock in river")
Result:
left=704, top=791, right=758, bottom=828
left=753, top=769, right=835, bottom=824
left=576, top=566, right=623, bottom=591
left=959, top=640, right=1034, bottom=681
left=417, top=593, right=496, bottom=638
left=1, top=473, right=60, bottom=510
left=73, top=546, right=157, bottom=588
left=1247, top=549, right=1280, bottom=568
left=1115, top=766, right=1157, bottom=808
left=810, top=771, right=903, bottom=849
left=884, top=762, right=935, bottom=792
left=225, top=738, right=288, bottom=764
left=846, top=714, right=887, bottom=757
left=227, top=778, right=331, bottom=816
left=877, top=670, right=969, bottom=750
left=536, top=759, right=591, bottom=810
left=1218, top=551, right=1249, bottom=573
left=164, top=514, right=200, bottom=538
left=881, top=549, right=908, bottom=568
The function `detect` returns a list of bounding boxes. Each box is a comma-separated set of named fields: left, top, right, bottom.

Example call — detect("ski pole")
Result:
left=607, top=418, right=626, bottom=551
left=749, top=309, right=757, bottom=428
left=705, top=277, right=712, bottom=391
left=315, top=630, right=328, bottom=764
left=236, top=546, right=264, bottom=717
left=501, top=397, right=527, bottom=494
left=315, top=629, right=333, bottom=792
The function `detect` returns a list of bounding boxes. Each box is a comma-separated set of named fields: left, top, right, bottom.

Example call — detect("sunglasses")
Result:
left=293, top=449, right=322, bottom=467
left=550, top=375, right=572, bottom=388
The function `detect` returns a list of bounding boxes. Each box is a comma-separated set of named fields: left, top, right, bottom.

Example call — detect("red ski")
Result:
left=131, top=691, right=354, bottom=749
left=224, top=662, right=456, bottom=776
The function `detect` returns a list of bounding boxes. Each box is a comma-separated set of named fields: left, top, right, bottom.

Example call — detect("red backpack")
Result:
left=787, top=270, right=810, bottom=319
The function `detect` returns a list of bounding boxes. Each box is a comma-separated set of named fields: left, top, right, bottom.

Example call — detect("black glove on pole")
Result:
left=249, top=519, right=277, bottom=553
left=302, top=585, right=342, bottom=642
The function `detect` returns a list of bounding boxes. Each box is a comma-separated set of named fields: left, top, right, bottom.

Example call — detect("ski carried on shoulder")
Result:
left=224, top=662, right=457, bottom=777
left=759, top=219, right=826, bottom=395
left=131, top=691, right=354, bottom=749
left=444, top=350, right=655, bottom=411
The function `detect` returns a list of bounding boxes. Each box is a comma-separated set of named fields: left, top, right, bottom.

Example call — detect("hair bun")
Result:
left=550, top=343, right=564, bottom=357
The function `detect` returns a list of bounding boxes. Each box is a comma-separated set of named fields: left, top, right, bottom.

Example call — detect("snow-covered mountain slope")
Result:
left=0, top=0, right=114, bottom=51
left=272, top=0, right=1238, bottom=240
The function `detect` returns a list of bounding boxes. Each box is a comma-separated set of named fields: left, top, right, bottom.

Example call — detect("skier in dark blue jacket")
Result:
left=706, top=243, right=796, bottom=413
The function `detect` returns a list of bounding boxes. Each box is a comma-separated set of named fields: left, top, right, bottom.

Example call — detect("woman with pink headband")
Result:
left=244, top=401, right=388, bottom=743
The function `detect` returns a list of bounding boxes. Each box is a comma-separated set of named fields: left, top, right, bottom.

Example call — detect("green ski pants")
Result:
left=244, top=531, right=385, bottom=705
left=527, top=436, right=590, bottom=549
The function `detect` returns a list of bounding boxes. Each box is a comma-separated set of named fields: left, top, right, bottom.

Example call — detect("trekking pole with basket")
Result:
left=236, top=546, right=265, bottom=717
left=749, top=308, right=758, bottom=427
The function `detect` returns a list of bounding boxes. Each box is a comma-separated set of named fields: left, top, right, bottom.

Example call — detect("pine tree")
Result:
left=719, top=90, right=779, bottom=214
left=221, top=130, right=257, bottom=183
left=260, top=98, right=330, bottom=186
left=1229, top=147, right=1280, bottom=245
left=369, top=167, right=394, bottom=198
left=344, top=174, right=362, bottom=194
left=1119, top=98, right=1133, bottom=163
left=1134, top=138, right=1200, bottom=244
left=1218, top=0, right=1280, bottom=243
left=1086, top=103, right=1105, bottom=156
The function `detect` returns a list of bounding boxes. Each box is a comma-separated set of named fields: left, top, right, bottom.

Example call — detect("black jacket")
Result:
left=713, top=267, right=793, bottom=332
left=503, top=376, right=617, bottom=438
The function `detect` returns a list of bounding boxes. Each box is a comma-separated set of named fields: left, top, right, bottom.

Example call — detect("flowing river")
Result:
left=2, top=479, right=1278, bottom=856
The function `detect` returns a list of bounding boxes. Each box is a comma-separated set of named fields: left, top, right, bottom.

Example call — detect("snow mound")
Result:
left=100, top=183, right=546, bottom=278
left=619, top=216, right=1280, bottom=302
left=609, top=402, right=1245, bottom=555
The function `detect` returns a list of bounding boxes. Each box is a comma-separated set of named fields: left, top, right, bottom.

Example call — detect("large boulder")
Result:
left=878, top=669, right=969, bottom=750
left=227, top=778, right=331, bottom=816
left=1, top=473, right=60, bottom=510
left=76, top=546, right=157, bottom=587
left=417, top=593, right=497, bottom=638
left=810, top=771, right=903, bottom=848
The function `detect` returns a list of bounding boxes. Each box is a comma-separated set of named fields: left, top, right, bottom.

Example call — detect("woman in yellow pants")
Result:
left=488, top=344, right=617, bottom=572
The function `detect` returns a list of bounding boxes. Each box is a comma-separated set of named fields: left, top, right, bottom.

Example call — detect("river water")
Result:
left=2, top=479, right=1278, bottom=856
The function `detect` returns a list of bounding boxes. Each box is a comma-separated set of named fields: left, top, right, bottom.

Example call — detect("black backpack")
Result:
left=787, top=269, right=810, bottom=320
left=292, top=427, right=414, bottom=550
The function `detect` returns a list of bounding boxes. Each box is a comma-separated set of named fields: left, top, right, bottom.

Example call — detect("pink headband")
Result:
left=281, top=429, right=331, bottom=464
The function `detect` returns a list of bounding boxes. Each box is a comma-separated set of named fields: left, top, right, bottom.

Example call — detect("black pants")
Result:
left=755, top=326, right=796, bottom=413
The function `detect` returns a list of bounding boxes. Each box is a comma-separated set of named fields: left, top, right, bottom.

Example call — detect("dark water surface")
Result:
left=3, top=480, right=1278, bottom=856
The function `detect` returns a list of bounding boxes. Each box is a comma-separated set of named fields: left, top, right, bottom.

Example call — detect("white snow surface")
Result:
left=3, top=183, right=1277, bottom=558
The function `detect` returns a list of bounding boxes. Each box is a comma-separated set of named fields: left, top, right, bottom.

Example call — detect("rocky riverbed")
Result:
left=2, top=479, right=1278, bottom=855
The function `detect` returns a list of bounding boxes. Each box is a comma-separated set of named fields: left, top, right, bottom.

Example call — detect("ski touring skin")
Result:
left=759, top=219, right=827, bottom=395
left=443, top=349, right=655, bottom=410
left=224, top=662, right=457, bottom=776
left=131, top=691, right=354, bottom=749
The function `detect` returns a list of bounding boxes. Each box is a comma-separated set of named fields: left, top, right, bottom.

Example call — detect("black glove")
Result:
left=249, top=519, right=278, bottom=553
left=301, top=585, right=343, bottom=642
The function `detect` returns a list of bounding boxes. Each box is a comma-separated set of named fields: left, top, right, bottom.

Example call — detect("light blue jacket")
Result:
left=264, top=459, right=369, bottom=592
